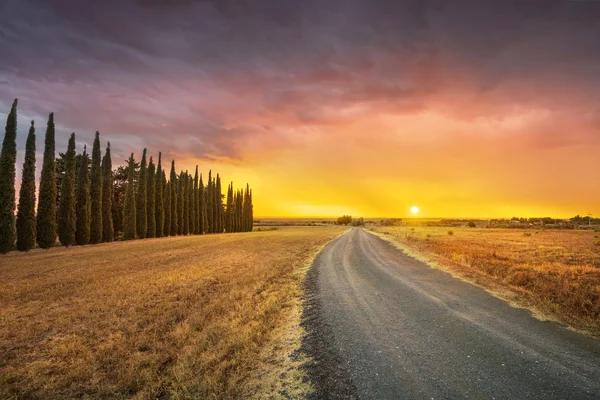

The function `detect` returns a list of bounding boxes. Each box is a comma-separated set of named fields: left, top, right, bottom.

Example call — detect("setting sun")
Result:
left=411, top=206, right=420, bottom=214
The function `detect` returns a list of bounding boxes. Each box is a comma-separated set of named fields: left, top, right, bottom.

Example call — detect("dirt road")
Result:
left=302, top=228, right=600, bottom=399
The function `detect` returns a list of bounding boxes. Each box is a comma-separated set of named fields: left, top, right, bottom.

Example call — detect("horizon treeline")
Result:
left=0, top=100, right=254, bottom=254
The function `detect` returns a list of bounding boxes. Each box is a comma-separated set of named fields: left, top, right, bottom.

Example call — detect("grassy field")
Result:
left=0, top=226, right=345, bottom=399
left=371, top=225, right=600, bottom=335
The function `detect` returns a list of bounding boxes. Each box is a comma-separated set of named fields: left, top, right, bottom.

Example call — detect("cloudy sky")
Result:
left=1, top=0, right=599, bottom=217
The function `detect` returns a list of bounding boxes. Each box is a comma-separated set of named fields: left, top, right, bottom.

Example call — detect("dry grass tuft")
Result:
left=372, top=226, right=600, bottom=336
left=0, top=226, right=344, bottom=399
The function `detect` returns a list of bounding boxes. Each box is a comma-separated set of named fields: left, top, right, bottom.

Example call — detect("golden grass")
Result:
left=0, top=226, right=344, bottom=399
left=371, top=226, right=600, bottom=336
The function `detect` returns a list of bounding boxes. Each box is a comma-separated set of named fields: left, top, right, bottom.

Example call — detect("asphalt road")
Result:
left=301, top=228, right=600, bottom=400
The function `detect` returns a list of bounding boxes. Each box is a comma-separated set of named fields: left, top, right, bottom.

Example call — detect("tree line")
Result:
left=0, top=99, right=254, bottom=254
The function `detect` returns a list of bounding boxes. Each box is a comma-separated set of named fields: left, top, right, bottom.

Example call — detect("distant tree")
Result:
left=57, top=133, right=77, bottom=246
left=199, top=174, right=206, bottom=234
left=36, top=113, right=57, bottom=249
left=249, top=188, right=254, bottom=231
left=16, top=121, right=36, bottom=251
left=337, top=215, right=352, bottom=226
left=207, top=171, right=213, bottom=233
left=225, top=183, right=233, bottom=233
left=75, top=145, right=91, bottom=245
left=351, top=217, right=364, bottom=227
left=101, top=142, right=114, bottom=242
left=183, top=171, right=190, bottom=235
left=123, top=153, right=137, bottom=240
left=191, top=167, right=198, bottom=235
left=178, top=171, right=185, bottom=235
left=216, top=174, right=223, bottom=233
left=155, top=152, right=164, bottom=237
left=169, top=161, right=178, bottom=236
left=136, top=148, right=147, bottom=239
left=89, top=132, right=103, bottom=244
left=0, top=99, right=18, bottom=253
left=243, top=184, right=252, bottom=232
left=146, top=157, right=156, bottom=238
left=163, top=170, right=171, bottom=236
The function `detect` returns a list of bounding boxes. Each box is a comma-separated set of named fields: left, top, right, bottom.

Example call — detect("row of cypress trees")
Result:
left=0, top=99, right=254, bottom=254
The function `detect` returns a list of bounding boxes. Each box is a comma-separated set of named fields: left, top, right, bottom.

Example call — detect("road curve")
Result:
left=301, top=228, right=600, bottom=400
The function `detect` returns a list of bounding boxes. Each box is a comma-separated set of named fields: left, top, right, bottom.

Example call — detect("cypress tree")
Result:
left=57, top=134, right=77, bottom=246
left=163, top=170, right=171, bottom=236
left=89, top=132, right=103, bottom=244
left=75, top=145, right=91, bottom=245
left=0, top=99, right=18, bottom=253
left=216, top=174, right=223, bottom=233
left=101, top=142, right=114, bottom=242
left=169, top=161, right=178, bottom=236
left=192, top=167, right=198, bottom=235
left=146, top=157, right=156, bottom=238
left=199, top=174, right=206, bottom=234
left=136, top=149, right=147, bottom=238
left=178, top=171, right=185, bottom=235
left=16, top=121, right=36, bottom=251
left=36, top=113, right=57, bottom=249
left=236, top=190, right=243, bottom=233
left=184, top=172, right=191, bottom=235
left=225, top=183, right=233, bottom=233
left=155, top=152, right=164, bottom=237
left=206, top=171, right=213, bottom=233
left=123, top=153, right=136, bottom=240
left=249, top=188, right=254, bottom=231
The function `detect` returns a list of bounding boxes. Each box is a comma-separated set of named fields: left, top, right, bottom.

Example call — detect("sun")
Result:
left=411, top=206, right=419, bottom=214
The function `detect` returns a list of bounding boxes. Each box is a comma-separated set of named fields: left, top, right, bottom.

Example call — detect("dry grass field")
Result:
left=0, top=226, right=345, bottom=399
left=371, top=225, right=600, bottom=335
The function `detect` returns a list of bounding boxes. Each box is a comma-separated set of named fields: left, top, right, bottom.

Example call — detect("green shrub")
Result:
left=447, top=230, right=454, bottom=236
left=523, top=232, right=532, bottom=237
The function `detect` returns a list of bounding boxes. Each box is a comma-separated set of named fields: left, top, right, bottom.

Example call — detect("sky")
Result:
left=1, top=0, right=599, bottom=218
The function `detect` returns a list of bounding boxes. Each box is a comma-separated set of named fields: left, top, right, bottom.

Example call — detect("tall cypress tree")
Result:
left=199, top=174, right=206, bottom=234
left=16, top=121, right=36, bottom=251
left=58, top=133, right=77, bottom=246
left=36, top=113, right=57, bottom=249
left=169, top=161, right=178, bottom=236
left=236, top=190, right=243, bottom=233
left=101, top=142, right=114, bottom=242
left=155, top=152, right=164, bottom=237
left=146, top=157, right=156, bottom=238
left=178, top=171, right=185, bottom=235
left=249, top=188, right=254, bottom=231
left=123, top=153, right=137, bottom=240
left=0, top=99, right=18, bottom=253
left=206, top=170, right=213, bottom=233
left=216, top=174, right=223, bottom=233
left=225, top=183, right=233, bottom=233
left=136, top=148, right=147, bottom=239
left=89, top=132, right=103, bottom=244
left=75, top=145, right=91, bottom=245
left=163, top=170, right=171, bottom=236
left=184, top=172, right=190, bottom=235
left=192, top=167, right=198, bottom=235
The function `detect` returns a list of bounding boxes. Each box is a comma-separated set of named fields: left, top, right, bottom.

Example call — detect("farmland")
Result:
left=371, top=225, right=600, bottom=335
left=0, top=226, right=345, bottom=399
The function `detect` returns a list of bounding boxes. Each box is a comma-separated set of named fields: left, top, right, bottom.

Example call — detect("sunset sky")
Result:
left=1, top=0, right=599, bottom=218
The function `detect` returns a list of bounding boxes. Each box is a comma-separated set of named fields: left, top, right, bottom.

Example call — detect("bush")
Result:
left=595, top=241, right=600, bottom=247
left=447, top=230, right=454, bottom=236
left=467, top=221, right=476, bottom=228
left=523, top=232, right=532, bottom=237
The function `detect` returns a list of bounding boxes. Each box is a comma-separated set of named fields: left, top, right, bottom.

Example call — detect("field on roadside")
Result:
left=0, top=226, right=344, bottom=399
left=371, top=225, right=600, bottom=335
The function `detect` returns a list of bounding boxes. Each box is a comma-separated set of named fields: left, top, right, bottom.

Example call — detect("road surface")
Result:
left=301, top=228, right=600, bottom=399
